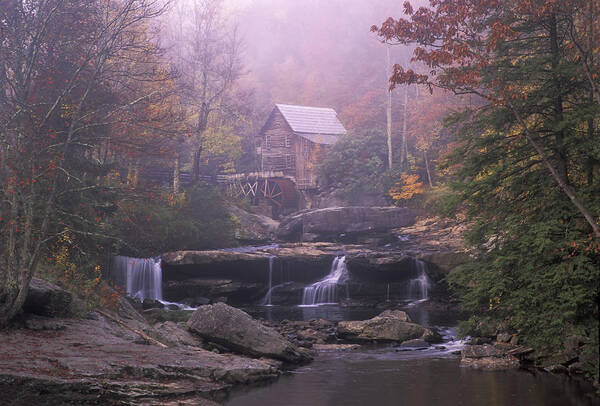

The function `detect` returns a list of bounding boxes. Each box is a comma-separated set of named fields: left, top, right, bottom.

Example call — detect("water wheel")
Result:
left=260, top=179, right=283, bottom=207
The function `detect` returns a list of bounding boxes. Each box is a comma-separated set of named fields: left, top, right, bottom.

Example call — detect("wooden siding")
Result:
left=260, top=108, right=325, bottom=189
left=261, top=110, right=296, bottom=177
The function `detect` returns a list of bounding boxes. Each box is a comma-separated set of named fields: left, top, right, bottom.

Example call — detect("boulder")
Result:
left=153, top=321, right=204, bottom=348
left=337, top=310, right=437, bottom=343
left=228, top=204, right=279, bottom=243
left=276, top=207, right=415, bottom=242
left=187, top=303, right=311, bottom=363
left=23, top=278, right=73, bottom=317
left=460, top=344, right=523, bottom=370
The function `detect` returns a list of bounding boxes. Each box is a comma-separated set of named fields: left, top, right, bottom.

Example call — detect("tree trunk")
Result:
left=400, top=84, right=409, bottom=170
left=549, top=14, right=569, bottom=184
left=511, top=105, right=600, bottom=238
left=424, top=150, right=433, bottom=187
left=386, top=46, right=393, bottom=171
left=173, top=152, right=180, bottom=194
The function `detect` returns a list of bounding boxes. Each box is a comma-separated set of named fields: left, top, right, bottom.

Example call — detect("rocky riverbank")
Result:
left=0, top=283, right=301, bottom=405
left=0, top=279, right=453, bottom=405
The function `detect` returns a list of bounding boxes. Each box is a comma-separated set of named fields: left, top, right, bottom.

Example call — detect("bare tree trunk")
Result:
left=424, top=150, right=433, bottom=187
left=386, top=46, right=393, bottom=171
left=549, top=14, right=569, bottom=184
left=173, top=152, right=180, bottom=194
left=400, top=83, right=409, bottom=170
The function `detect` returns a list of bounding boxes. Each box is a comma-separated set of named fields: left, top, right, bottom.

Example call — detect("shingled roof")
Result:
left=275, top=104, right=346, bottom=144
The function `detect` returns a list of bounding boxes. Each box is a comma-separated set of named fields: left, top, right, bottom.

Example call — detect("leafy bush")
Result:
left=318, top=130, right=394, bottom=203
left=108, top=183, right=235, bottom=256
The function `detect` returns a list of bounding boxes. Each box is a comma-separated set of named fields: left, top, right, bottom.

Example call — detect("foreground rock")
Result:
left=23, top=278, right=73, bottom=317
left=0, top=314, right=279, bottom=405
left=1, top=289, right=289, bottom=405
left=187, top=303, right=312, bottom=364
left=276, top=206, right=415, bottom=242
left=337, top=310, right=441, bottom=343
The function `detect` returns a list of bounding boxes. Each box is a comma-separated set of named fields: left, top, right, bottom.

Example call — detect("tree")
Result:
left=372, top=0, right=600, bottom=237
left=163, top=0, right=245, bottom=182
left=0, top=0, right=170, bottom=326
left=374, top=0, right=600, bottom=378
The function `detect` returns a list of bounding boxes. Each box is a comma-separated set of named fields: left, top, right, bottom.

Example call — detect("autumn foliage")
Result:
left=375, top=0, right=600, bottom=379
left=389, top=174, right=425, bottom=201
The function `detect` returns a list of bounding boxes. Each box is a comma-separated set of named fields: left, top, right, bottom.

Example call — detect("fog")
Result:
left=159, top=0, right=420, bottom=133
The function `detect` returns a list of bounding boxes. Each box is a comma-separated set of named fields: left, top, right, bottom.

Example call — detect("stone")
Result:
left=23, top=278, right=73, bottom=317
left=378, top=310, right=412, bottom=322
left=460, top=344, right=523, bottom=370
left=187, top=303, right=311, bottom=363
left=462, top=344, right=505, bottom=358
left=545, top=364, right=569, bottom=374
left=228, top=204, right=279, bottom=242
left=461, top=356, right=520, bottom=370
left=276, top=206, right=415, bottom=242
left=496, top=333, right=512, bottom=343
left=142, top=298, right=164, bottom=310
left=153, top=321, right=203, bottom=348
left=0, top=312, right=280, bottom=405
left=313, top=344, right=361, bottom=351
left=400, top=339, right=430, bottom=348
left=468, top=336, right=492, bottom=345
left=568, top=362, right=585, bottom=375
left=337, top=310, right=433, bottom=343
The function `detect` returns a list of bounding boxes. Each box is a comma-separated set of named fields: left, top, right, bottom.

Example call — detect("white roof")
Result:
left=275, top=104, right=347, bottom=136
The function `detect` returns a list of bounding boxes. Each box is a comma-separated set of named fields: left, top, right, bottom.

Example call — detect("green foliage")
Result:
left=318, top=130, right=395, bottom=203
left=108, top=183, right=235, bottom=257
left=444, top=103, right=600, bottom=379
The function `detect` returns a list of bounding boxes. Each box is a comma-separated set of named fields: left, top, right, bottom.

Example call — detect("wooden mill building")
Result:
left=259, top=104, right=347, bottom=190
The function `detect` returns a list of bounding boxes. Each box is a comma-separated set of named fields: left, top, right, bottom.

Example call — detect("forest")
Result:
left=0, top=0, right=598, bottom=404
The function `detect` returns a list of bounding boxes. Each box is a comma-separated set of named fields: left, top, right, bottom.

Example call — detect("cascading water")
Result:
left=301, top=256, right=348, bottom=306
left=260, top=256, right=276, bottom=306
left=111, top=256, right=162, bottom=301
left=407, top=259, right=430, bottom=302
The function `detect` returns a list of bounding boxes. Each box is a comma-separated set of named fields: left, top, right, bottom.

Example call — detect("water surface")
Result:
left=230, top=304, right=598, bottom=406
left=225, top=349, right=598, bottom=406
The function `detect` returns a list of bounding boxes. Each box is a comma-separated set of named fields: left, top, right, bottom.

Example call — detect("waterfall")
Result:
left=112, top=256, right=162, bottom=301
left=260, top=256, right=276, bottom=306
left=301, top=256, right=348, bottom=306
left=407, top=259, right=430, bottom=301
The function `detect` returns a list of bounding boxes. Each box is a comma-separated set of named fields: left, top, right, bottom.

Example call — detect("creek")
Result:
left=110, top=253, right=598, bottom=406
left=227, top=304, right=598, bottom=406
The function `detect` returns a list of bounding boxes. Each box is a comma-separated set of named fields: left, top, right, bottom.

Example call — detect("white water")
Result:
left=407, top=259, right=430, bottom=302
left=260, top=256, right=276, bottom=306
left=301, top=256, right=348, bottom=306
left=112, top=256, right=162, bottom=301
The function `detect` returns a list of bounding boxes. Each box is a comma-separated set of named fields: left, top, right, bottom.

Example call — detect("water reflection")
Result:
left=231, top=304, right=598, bottom=406
left=225, top=354, right=598, bottom=406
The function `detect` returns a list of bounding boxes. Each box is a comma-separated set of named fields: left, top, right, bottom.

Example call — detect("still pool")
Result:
left=227, top=304, right=598, bottom=406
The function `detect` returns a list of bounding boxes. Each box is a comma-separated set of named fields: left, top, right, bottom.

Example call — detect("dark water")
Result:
left=244, top=304, right=381, bottom=322
left=228, top=304, right=599, bottom=406
left=225, top=352, right=598, bottom=406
